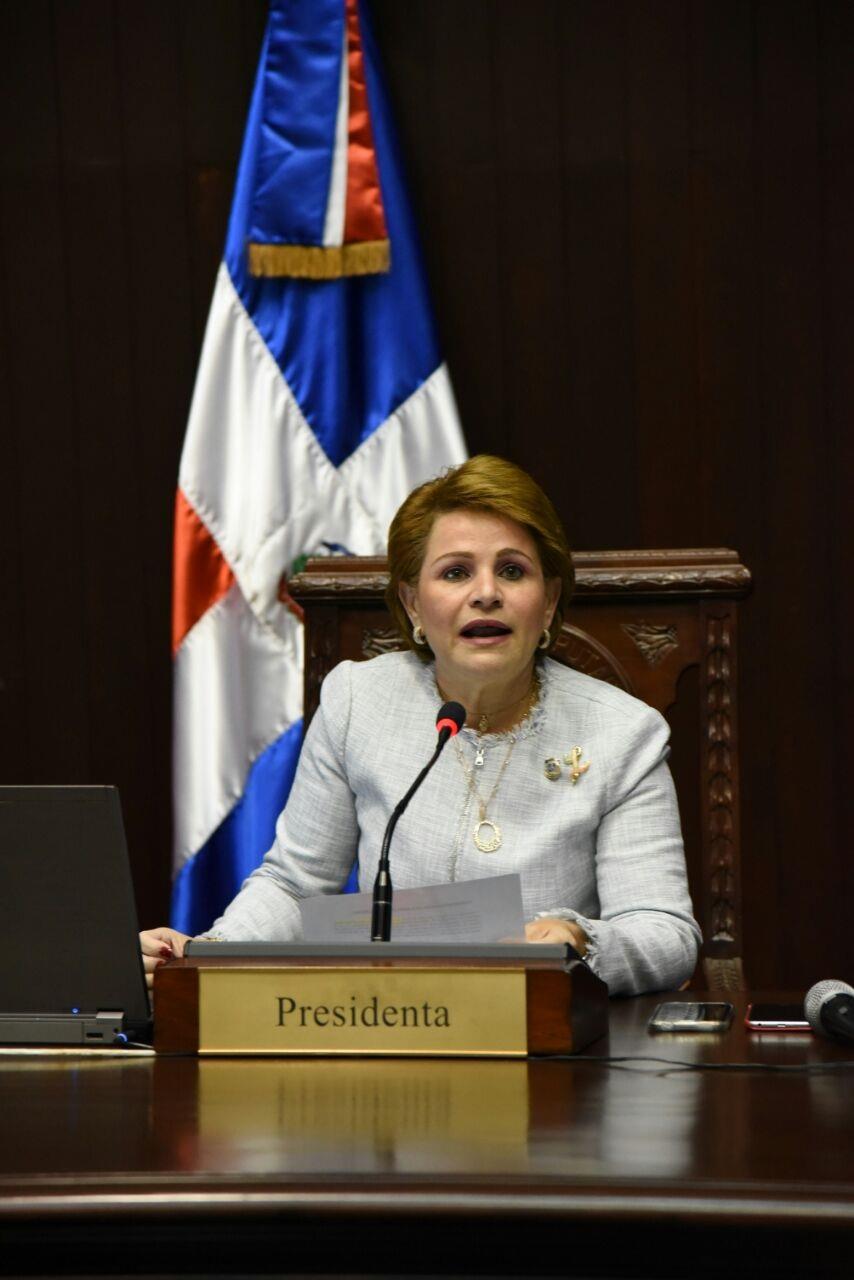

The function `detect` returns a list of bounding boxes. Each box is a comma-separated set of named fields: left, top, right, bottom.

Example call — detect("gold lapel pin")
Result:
left=544, top=757, right=562, bottom=781
left=564, top=747, right=590, bottom=785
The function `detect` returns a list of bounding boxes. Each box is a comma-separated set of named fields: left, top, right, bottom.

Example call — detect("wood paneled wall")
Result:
left=1, top=1, right=851, bottom=987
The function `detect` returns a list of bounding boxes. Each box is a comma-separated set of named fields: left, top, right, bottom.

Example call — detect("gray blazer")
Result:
left=207, top=653, right=701, bottom=995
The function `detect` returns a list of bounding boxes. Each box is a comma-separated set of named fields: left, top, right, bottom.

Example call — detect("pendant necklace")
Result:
left=453, top=734, right=518, bottom=853
left=473, top=678, right=539, bottom=737
left=440, top=673, right=539, bottom=853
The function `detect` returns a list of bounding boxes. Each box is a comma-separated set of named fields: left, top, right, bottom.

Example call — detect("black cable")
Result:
left=538, top=1053, right=854, bottom=1074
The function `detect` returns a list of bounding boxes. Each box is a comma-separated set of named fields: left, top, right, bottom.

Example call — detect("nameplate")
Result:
left=197, top=967, right=527, bottom=1056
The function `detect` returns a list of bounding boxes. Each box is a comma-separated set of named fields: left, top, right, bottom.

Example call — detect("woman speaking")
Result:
left=143, top=456, right=700, bottom=996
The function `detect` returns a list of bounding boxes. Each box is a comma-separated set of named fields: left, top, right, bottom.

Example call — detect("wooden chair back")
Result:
left=287, top=549, right=752, bottom=990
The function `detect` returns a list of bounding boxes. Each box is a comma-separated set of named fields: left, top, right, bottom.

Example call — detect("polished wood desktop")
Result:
left=1, top=992, right=851, bottom=1277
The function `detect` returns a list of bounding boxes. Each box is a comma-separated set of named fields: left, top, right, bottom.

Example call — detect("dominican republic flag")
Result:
left=170, top=0, right=466, bottom=934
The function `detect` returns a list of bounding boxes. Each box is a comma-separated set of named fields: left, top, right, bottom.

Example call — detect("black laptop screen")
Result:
left=0, top=786, right=149, bottom=1023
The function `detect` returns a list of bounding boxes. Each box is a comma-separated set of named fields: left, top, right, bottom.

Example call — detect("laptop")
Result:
left=0, top=786, right=152, bottom=1046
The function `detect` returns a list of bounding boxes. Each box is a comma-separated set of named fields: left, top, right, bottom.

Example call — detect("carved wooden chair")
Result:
left=286, top=549, right=752, bottom=991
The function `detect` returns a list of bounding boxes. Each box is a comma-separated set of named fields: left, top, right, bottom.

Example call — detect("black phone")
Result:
left=744, top=1002, right=810, bottom=1032
left=648, top=1001, right=734, bottom=1033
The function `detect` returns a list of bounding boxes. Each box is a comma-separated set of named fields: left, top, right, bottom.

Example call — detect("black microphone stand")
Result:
left=370, top=706, right=464, bottom=942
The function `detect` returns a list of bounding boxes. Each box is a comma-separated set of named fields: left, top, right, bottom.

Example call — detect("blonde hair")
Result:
left=386, top=455, right=574, bottom=660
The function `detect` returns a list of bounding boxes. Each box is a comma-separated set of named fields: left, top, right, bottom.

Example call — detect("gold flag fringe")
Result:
left=248, top=239, right=390, bottom=279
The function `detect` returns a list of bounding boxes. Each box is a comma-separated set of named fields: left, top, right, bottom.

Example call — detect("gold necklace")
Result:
left=439, top=673, right=540, bottom=736
left=476, top=676, right=539, bottom=734
left=453, top=734, right=518, bottom=853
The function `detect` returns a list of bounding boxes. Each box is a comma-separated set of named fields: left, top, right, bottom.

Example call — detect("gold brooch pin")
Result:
left=564, top=747, right=590, bottom=785
left=544, top=757, right=562, bottom=781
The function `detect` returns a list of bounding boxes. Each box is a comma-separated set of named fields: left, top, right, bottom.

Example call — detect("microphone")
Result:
left=370, top=701, right=466, bottom=942
left=804, top=979, right=854, bottom=1044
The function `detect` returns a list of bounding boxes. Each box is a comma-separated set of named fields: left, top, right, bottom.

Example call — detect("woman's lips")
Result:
left=459, top=622, right=512, bottom=644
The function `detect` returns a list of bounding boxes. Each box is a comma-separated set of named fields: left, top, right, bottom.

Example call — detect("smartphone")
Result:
left=648, top=1001, right=734, bottom=1033
left=744, top=1002, right=810, bottom=1032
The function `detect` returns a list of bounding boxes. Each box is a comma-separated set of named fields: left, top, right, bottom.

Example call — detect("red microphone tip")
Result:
left=436, top=700, right=466, bottom=738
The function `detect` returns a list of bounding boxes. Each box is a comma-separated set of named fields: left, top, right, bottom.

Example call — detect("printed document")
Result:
left=299, top=873, right=526, bottom=944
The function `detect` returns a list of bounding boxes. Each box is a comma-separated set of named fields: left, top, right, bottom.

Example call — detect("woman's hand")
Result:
left=525, top=916, right=589, bottom=956
left=140, top=927, right=191, bottom=990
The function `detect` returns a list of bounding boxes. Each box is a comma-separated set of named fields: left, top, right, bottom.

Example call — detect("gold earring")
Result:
left=412, top=624, right=427, bottom=646
left=538, top=628, right=551, bottom=650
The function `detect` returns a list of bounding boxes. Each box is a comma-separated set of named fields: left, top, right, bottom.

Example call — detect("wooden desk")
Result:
left=0, top=993, right=851, bottom=1278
